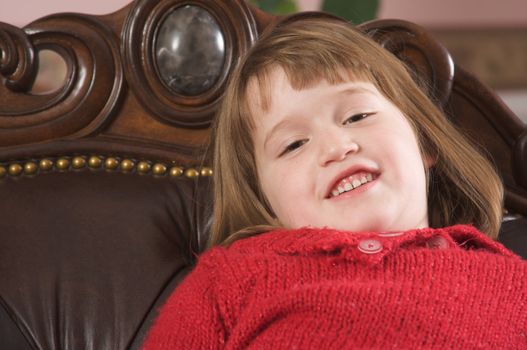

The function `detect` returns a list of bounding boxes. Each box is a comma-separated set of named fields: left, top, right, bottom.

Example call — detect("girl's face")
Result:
left=250, top=67, right=430, bottom=233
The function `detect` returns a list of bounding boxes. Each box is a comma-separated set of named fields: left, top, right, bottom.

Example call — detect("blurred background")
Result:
left=1, top=0, right=526, bottom=122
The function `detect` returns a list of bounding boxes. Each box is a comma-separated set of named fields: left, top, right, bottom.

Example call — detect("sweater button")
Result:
left=358, top=239, right=383, bottom=254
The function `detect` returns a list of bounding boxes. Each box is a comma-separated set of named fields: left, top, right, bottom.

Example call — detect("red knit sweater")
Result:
left=142, top=225, right=527, bottom=349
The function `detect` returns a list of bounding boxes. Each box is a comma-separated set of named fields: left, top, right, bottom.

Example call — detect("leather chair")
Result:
left=0, top=1, right=525, bottom=348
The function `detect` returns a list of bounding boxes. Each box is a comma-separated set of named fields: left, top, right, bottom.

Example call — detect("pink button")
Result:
left=358, top=239, right=383, bottom=254
left=426, top=235, right=449, bottom=249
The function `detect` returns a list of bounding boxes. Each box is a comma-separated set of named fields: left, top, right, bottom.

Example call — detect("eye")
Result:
left=343, top=113, right=372, bottom=125
left=279, top=139, right=308, bottom=157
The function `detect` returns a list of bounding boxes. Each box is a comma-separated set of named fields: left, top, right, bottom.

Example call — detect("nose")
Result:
left=318, top=128, right=359, bottom=167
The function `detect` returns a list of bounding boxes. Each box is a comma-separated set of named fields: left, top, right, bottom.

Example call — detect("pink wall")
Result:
left=298, top=0, right=527, bottom=27
left=377, top=0, right=527, bottom=28
left=0, top=0, right=130, bottom=26
left=1, top=0, right=526, bottom=27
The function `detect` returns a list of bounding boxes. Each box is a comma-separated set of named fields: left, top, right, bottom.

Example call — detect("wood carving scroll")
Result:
left=0, top=23, right=38, bottom=92
left=359, top=19, right=454, bottom=109
left=0, top=15, right=124, bottom=147
left=122, top=0, right=257, bottom=128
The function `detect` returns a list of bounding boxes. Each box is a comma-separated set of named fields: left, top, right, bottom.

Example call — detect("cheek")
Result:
left=261, top=171, right=294, bottom=208
left=259, top=166, right=310, bottom=225
left=258, top=167, right=289, bottom=211
left=393, top=138, right=428, bottom=195
left=381, top=120, right=423, bottom=159
left=377, top=128, right=426, bottom=181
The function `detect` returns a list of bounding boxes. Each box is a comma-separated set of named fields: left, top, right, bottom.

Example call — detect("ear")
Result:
left=423, top=152, right=437, bottom=169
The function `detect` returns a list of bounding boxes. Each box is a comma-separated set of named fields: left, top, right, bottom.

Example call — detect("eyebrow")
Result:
left=262, top=85, right=376, bottom=150
left=338, top=85, right=376, bottom=97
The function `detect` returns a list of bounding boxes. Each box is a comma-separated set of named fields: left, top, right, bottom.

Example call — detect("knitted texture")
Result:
left=142, top=225, right=527, bottom=349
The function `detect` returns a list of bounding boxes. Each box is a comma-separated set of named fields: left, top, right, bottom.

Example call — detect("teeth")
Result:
left=330, top=172, right=376, bottom=198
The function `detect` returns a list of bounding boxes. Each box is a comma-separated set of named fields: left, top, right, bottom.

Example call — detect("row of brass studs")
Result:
left=0, top=156, right=213, bottom=178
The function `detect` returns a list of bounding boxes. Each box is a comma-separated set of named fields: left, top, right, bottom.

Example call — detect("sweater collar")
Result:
left=228, top=225, right=517, bottom=261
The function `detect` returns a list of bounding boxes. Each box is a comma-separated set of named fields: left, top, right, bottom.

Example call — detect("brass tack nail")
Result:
left=185, top=168, right=199, bottom=178
left=137, top=161, right=151, bottom=174
left=56, top=158, right=70, bottom=170
left=88, top=156, right=102, bottom=168
left=152, top=163, right=167, bottom=175
left=8, top=163, right=23, bottom=176
left=121, top=159, right=134, bottom=171
left=24, top=162, right=38, bottom=175
left=39, top=159, right=53, bottom=171
left=72, top=156, right=86, bottom=169
left=105, top=157, right=119, bottom=170
left=169, top=166, right=183, bottom=177
left=200, top=167, right=213, bottom=177
left=0, top=166, right=6, bottom=178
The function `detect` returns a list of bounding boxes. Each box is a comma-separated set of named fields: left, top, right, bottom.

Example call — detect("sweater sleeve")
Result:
left=141, top=251, right=226, bottom=350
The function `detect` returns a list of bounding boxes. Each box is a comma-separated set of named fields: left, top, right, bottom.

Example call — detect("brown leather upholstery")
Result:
left=0, top=1, right=525, bottom=349
left=0, top=166, right=204, bottom=349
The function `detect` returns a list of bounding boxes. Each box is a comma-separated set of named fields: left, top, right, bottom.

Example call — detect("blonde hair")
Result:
left=208, top=14, right=503, bottom=248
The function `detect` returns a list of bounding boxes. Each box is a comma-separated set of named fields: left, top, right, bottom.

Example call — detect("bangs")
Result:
left=237, top=18, right=385, bottom=128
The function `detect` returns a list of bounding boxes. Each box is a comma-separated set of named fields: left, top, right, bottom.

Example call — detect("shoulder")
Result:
left=445, top=224, right=524, bottom=260
left=225, top=227, right=353, bottom=255
left=405, top=225, right=527, bottom=285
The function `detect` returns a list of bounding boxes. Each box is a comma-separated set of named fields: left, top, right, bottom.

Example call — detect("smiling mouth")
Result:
left=329, top=172, right=377, bottom=198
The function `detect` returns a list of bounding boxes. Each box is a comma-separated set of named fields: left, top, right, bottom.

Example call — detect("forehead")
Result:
left=246, top=66, right=290, bottom=115
left=246, top=66, right=380, bottom=123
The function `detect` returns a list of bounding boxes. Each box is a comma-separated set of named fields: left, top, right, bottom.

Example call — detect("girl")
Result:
left=142, top=14, right=526, bottom=349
